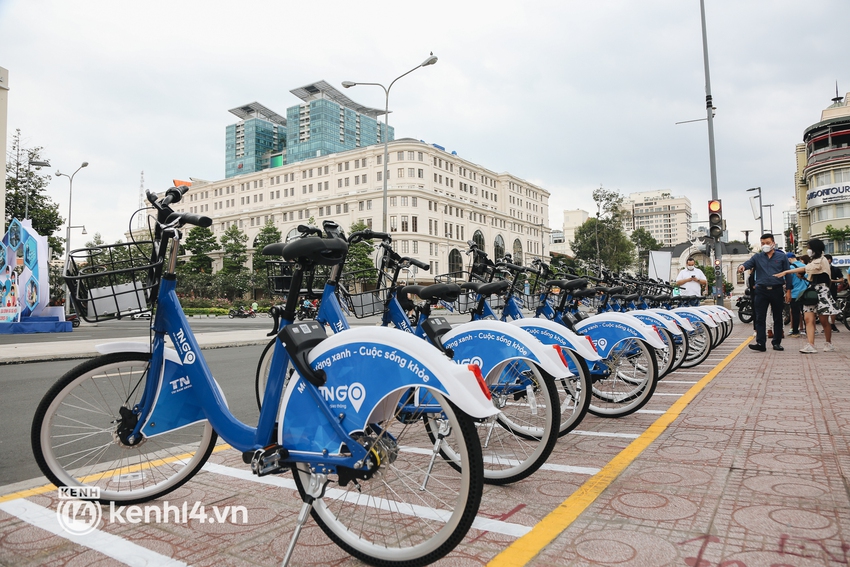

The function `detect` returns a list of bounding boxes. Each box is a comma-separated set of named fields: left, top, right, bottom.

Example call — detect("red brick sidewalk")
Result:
left=1, top=321, right=848, bottom=566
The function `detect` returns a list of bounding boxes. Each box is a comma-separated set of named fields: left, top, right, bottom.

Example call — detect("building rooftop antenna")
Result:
left=832, top=81, right=843, bottom=104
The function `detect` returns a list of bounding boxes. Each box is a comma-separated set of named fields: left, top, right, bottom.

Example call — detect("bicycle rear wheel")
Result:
left=32, top=352, right=217, bottom=505
left=679, top=321, right=712, bottom=368
left=556, top=348, right=592, bottom=436
left=426, top=359, right=560, bottom=485
left=292, top=391, right=483, bottom=567
left=588, top=338, right=658, bottom=418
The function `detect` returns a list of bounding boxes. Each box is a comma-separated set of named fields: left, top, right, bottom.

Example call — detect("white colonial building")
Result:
left=172, top=138, right=550, bottom=281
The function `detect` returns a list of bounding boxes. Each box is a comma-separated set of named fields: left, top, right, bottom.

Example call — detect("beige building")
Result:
left=794, top=90, right=850, bottom=264
left=174, top=138, right=550, bottom=280
left=622, top=190, right=692, bottom=247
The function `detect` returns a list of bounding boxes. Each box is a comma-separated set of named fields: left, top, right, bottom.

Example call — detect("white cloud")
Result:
left=2, top=0, right=847, bottom=247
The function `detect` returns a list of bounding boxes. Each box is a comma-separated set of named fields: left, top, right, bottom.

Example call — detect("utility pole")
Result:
left=699, top=0, right=724, bottom=306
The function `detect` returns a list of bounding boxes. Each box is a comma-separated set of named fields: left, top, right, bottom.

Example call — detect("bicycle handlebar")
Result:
left=165, top=212, right=213, bottom=228
left=348, top=229, right=391, bottom=245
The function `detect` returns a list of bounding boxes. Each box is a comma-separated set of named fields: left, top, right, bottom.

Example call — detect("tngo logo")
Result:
left=459, top=356, right=483, bottom=368
left=174, top=328, right=196, bottom=364
left=319, top=382, right=366, bottom=413
left=56, top=487, right=102, bottom=535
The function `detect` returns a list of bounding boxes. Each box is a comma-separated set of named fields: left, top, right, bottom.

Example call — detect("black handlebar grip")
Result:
left=408, top=258, right=430, bottom=270
left=161, top=185, right=189, bottom=207
left=503, top=262, right=527, bottom=273
left=166, top=212, right=212, bottom=228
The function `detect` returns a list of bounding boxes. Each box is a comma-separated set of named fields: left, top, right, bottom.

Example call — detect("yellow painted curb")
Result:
left=487, top=336, right=751, bottom=567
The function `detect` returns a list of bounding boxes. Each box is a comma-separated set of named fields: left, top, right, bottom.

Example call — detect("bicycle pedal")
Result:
left=250, top=445, right=290, bottom=476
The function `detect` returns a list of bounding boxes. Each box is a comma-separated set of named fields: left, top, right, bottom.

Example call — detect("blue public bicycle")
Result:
left=257, top=226, right=566, bottom=485
left=31, top=188, right=496, bottom=567
left=458, top=244, right=663, bottom=418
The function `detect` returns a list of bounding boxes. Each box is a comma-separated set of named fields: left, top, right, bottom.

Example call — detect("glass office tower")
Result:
left=225, top=103, right=287, bottom=179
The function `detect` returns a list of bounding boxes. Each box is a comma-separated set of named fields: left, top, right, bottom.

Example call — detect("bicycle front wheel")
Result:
left=292, top=391, right=483, bottom=567
left=32, top=352, right=217, bottom=505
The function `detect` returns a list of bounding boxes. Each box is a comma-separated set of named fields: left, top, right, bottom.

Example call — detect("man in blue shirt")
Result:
left=786, top=252, right=807, bottom=337
left=737, top=233, right=794, bottom=351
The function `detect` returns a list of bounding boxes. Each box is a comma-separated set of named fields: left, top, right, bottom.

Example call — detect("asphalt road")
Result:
left=0, top=344, right=267, bottom=488
left=0, top=316, right=277, bottom=345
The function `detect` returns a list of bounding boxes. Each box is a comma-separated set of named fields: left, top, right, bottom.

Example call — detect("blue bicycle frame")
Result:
left=136, top=272, right=370, bottom=466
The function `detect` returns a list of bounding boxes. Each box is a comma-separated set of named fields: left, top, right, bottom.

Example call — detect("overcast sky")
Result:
left=2, top=0, right=847, bottom=250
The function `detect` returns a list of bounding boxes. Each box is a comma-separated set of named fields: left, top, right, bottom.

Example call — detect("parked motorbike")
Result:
left=296, top=304, right=317, bottom=320
left=228, top=307, right=257, bottom=319
left=65, top=313, right=81, bottom=328
left=736, top=290, right=753, bottom=324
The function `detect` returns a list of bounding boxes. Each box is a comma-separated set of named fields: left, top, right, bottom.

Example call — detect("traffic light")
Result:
left=708, top=200, right=723, bottom=239
left=714, top=258, right=721, bottom=269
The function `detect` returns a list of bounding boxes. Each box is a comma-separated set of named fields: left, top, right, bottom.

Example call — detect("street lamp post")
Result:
left=56, top=162, right=89, bottom=315
left=342, top=54, right=438, bottom=233
left=699, top=0, right=724, bottom=306
left=764, top=203, right=775, bottom=235
left=747, top=186, right=764, bottom=236
left=26, top=159, right=51, bottom=219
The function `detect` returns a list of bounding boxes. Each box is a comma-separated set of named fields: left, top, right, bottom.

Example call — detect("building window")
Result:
left=418, top=152, right=423, bottom=161
left=398, top=168, right=404, bottom=178
left=390, top=196, right=397, bottom=206
left=412, top=241, right=418, bottom=254
left=367, top=200, right=372, bottom=210
left=408, top=168, right=415, bottom=178
left=345, top=178, right=350, bottom=187
left=397, top=151, right=404, bottom=161
left=355, top=176, right=360, bottom=185
left=449, top=249, right=463, bottom=274
left=359, top=201, right=364, bottom=211
left=377, top=171, right=382, bottom=182
left=377, top=155, right=382, bottom=165
left=361, top=174, right=366, bottom=184
left=390, top=216, right=397, bottom=232
left=401, top=215, right=408, bottom=231
left=411, top=216, right=418, bottom=232
left=338, top=179, right=343, bottom=188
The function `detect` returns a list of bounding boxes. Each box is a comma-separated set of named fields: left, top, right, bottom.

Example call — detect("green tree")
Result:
left=345, top=220, right=377, bottom=287
left=570, top=187, right=634, bottom=274
left=824, top=224, right=850, bottom=254
left=220, top=224, right=248, bottom=274
left=630, top=227, right=662, bottom=275
left=182, top=225, right=218, bottom=274
left=251, top=220, right=283, bottom=274
left=4, top=130, right=65, bottom=254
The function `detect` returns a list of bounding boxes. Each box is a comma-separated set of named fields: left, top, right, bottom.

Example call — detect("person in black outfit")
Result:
left=738, top=233, right=794, bottom=351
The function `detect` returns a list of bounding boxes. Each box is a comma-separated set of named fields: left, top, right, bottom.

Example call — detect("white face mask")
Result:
left=806, top=249, right=813, bottom=256
left=761, top=244, right=773, bottom=254
left=686, top=265, right=694, bottom=271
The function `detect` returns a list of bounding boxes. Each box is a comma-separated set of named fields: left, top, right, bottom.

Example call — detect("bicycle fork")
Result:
left=281, top=473, right=328, bottom=567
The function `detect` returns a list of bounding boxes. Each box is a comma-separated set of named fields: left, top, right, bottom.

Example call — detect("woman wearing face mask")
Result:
left=738, top=233, right=794, bottom=352
left=774, top=238, right=839, bottom=353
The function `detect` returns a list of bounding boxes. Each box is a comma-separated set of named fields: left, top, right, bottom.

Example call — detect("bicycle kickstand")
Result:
left=281, top=473, right=328, bottom=567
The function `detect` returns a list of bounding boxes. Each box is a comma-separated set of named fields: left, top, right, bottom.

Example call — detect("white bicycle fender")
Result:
left=647, top=309, right=695, bottom=332
left=701, top=305, right=732, bottom=321
left=673, top=307, right=718, bottom=327
left=442, top=320, right=570, bottom=380
left=575, top=312, right=667, bottom=350
left=506, top=318, right=602, bottom=362
left=305, top=326, right=499, bottom=421
left=627, top=310, right=683, bottom=336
